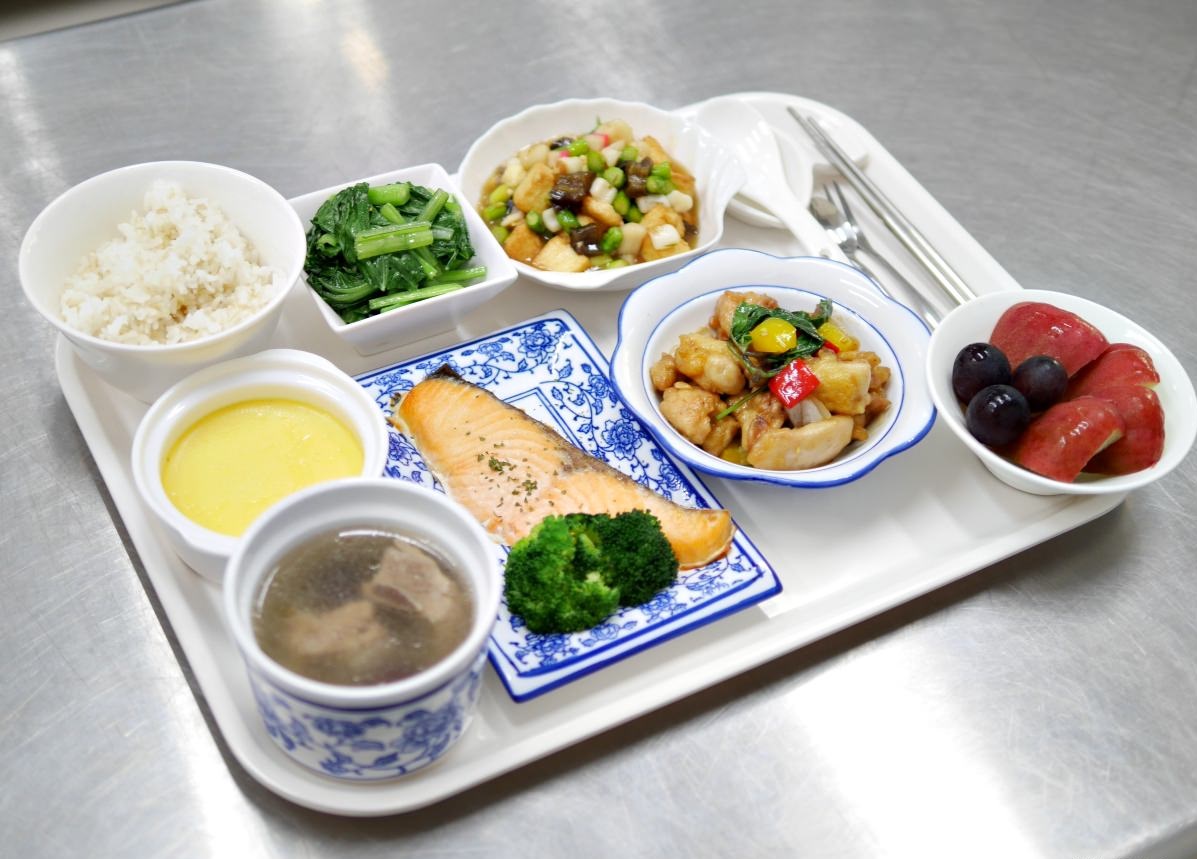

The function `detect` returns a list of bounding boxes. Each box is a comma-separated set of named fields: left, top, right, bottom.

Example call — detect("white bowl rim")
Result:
left=19, top=159, right=307, bottom=354
left=222, top=476, right=501, bottom=710
left=927, top=288, right=1197, bottom=495
left=456, top=97, right=746, bottom=292
left=611, top=247, right=936, bottom=487
left=130, top=347, right=390, bottom=560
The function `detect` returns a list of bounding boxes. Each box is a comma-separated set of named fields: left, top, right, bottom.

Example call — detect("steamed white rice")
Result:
left=60, top=180, right=282, bottom=345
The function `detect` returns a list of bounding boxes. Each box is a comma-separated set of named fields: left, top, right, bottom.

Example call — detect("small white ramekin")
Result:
left=130, top=348, right=390, bottom=581
left=223, top=477, right=501, bottom=780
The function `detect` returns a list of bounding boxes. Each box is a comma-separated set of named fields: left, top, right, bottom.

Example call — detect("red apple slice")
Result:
left=989, top=302, right=1109, bottom=376
left=1067, top=343, right=1160, bottom=398
left=1084, top=385, right=1165, bottom=475
left=1012, top=396, right=1124, bottom=482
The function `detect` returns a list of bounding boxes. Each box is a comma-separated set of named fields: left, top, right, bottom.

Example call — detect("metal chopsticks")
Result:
left=787, top=106, right=978, bottom=307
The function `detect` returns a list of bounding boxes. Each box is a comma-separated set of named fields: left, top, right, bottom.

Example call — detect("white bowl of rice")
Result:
left=20, top=161, right=306, bottom=402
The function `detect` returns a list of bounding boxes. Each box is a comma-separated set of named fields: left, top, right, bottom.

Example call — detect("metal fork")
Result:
left=810, top=182, right=941, bottom=327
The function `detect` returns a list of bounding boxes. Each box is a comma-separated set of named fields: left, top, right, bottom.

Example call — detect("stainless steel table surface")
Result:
left=4, top=1, right=1196, bottom=856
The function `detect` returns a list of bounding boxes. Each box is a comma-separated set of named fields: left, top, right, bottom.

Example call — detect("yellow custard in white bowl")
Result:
left=132, top=349, right=389, bottom=582
left=160, top=397, right=365, bottom=536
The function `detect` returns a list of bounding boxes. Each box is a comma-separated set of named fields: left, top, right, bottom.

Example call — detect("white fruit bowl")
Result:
left=926, top=289, right=1197, bottom=496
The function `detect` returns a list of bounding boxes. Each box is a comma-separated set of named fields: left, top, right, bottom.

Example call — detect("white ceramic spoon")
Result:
left=694, top=98, right=839, bottom=259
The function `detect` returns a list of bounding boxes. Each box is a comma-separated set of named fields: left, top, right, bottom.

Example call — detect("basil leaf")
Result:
left=727, top=299, right=834, bottom=375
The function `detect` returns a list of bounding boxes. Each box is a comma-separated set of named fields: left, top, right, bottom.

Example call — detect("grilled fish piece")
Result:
left=391, top=369, right=735, bottom=569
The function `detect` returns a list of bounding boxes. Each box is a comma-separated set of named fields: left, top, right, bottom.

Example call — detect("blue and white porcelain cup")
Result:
left=223, top=477, right=500, bottom=780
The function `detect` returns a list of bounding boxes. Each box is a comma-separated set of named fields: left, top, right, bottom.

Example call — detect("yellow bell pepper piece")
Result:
left=720, top=444, right=748, bottom=465
left=749, top=317, right=798, bottom=353
left=817, top=320, right=858, bottom=352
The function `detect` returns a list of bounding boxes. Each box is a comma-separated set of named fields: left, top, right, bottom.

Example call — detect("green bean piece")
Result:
left=602, top=166, right=625, bottom=189
left=645, top=176, right=674, bottom=196
left=526, top=210, right=547, bottom=235
left=612, top=191, right=630, bottom=216
left=600, top=226, right=623, bottom=254
left=567, top=139, right=589, bottom=155
left=625, top=204, right=643, bottom=223
left=490, top=224, right=509, bottom=244
left=556, top=209, right=579, bottom=232
left=619, top=145, right=638, bottom=163
left=650, top=161, right=672, bottom=180
left=483, top=202, right=508, bottom=222
left=586, top=150, right=605, bottom=173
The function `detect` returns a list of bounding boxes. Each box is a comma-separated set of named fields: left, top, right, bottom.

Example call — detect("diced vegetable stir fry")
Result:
left=478, top=119, right=699, bottom=272
left=304, top=182, right=485, bottom=323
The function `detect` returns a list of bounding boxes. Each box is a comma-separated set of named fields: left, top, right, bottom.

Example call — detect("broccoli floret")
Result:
left=503, top=510, right=678, bottom=634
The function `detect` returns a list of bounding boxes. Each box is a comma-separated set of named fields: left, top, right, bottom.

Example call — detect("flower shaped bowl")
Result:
left=610, top=249, right=935, bottom=487
left=456, top=98, right=745, bottom=293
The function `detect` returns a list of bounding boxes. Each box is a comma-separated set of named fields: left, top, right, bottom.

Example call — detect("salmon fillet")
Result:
left=391, top=370, right=735, bottom=569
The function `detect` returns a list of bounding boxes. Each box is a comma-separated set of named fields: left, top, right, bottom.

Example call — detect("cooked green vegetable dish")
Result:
left=304, top=181, right=486, bottom=323
left=503, top=510, right=678, bottom=634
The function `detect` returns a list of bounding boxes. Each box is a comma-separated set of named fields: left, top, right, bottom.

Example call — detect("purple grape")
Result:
left=965, top=384, right=1030, bottom=447
left=952, top=342, right=1012, bottom=403
left=1012, top=355, right=1068, bottom=412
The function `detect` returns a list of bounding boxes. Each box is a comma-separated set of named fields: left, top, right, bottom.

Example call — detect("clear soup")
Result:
left=252, top=527, right=474, bottom=686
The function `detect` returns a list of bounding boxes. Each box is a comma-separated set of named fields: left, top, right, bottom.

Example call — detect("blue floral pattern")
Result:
left=356, top=310, right=781, bottom=701
left=248, top=650, right=487, bottom=780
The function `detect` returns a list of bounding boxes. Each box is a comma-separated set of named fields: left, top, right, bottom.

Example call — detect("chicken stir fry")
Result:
left=652, top=291, right=892, bottom=470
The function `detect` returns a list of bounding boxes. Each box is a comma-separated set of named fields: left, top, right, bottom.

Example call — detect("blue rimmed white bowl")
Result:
left=609, top=249, right=935, bottom=487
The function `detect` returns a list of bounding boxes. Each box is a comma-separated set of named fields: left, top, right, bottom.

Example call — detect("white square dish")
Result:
left=289, top=163, right=518, bottom=356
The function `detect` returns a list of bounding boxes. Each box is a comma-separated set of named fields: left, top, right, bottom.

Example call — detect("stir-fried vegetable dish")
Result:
left=651, top=291, right=892, bottom=470
left=478, top=119, right=698, bottom=272
left=305, top=181, right=485, bottom=323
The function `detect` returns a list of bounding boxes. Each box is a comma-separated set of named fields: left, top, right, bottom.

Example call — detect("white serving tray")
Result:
left=54, top=95, right=1123, bottom=816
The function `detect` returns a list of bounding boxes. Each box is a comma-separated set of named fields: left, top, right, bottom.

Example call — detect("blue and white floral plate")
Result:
left=356, top=310, right=781, bottom=701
